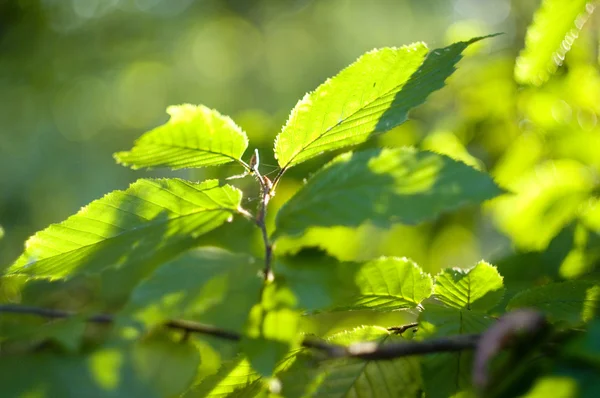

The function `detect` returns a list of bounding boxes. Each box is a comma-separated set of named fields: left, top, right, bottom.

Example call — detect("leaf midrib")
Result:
left=281, top=53, right=426, bottom=169
left=337, top=334, right=391, bottom=397
left=12, top=206, right=235, bottom=272
left=123, top=141, right=243, bottom=163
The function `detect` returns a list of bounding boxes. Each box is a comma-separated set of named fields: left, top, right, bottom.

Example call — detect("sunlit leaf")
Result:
left=348, top=258, right=433, bottom=310
left=115, top=104, right=249, bottom=170
left=433, top=261, right=505, bottom=311
left=421, top=130, right=484, bottom=170
left=522, top=363, right=600, bottom=397
left=0, top=275, right=27, bottom=303
left=274, top=222, right=430, bottom=265
left=120, top=247, right=262, bottom=331
left=278, top=256, right=433, bottom=312
left=523, top=375, right=584, bottom=398
left=274, top=36, right=493, bottom=169
left=490, top=159, right=596, bottom=251
left=507, top=280, right=600, bottom=326
left=0, top=335, right=200, bottom=398
left=7, top=179, right=243, bottom=280
left=278, top=326, right=421, bottom=398
left=184, top=357, right=261, bottom=398
left=515, top=0, right=595, bottom=85
left=274, top=147, right=503, bottom=238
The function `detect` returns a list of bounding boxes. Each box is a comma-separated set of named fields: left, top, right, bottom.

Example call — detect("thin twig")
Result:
left=388, top=322, right=419, bottom=335
left=249, top=149, right=274, bottom=281
left=342, top=333, right=480, bottom=360
left=236, top=207, right=255, bottom=221
left=0, top=304, right=480, bottom=360
left=0, top=304, right=112, bottom=324
left=165, top=319, right=241, bottom=342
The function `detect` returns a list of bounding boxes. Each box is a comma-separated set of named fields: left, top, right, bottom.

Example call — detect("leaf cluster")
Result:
left=2, top=2, right=600, bottom=396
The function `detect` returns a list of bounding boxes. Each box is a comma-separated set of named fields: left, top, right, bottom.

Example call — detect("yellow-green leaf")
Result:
left=115, top=104, right=249, bottom=170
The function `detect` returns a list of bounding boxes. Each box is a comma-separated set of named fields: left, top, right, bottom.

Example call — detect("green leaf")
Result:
left=133, top=334, right=201, bottom=397
left=522, top=364, right=600, bottom=397
left=241, top=283, right=301, bottom=377
left=565, top=320, right=600, bottom=367
left=185, top=357, right=261, bottom=398
left=114, top=104, right=249, bottom=170
left=421, top=130, right=484, bottom=170
left=0, top=316, right=86, bottom=352
left=274, top=36, right=492, bottom=169
left=7, top=178, right=243, bottom=280
left=433, top=261, right=505, bottom=311
left=418, top=303, right=494, bottom=338
left=515, top=0, right=595, bottom=85
left=490, top=159, right=596, bottom=251
left=507, top=281, right=600, bottom=326
left=0, top=274, right=27, bottom=303
left=227, top=381, right=267, bottom=398
left=278, top=326, right=421, bottom=398
left=120, top=247, right=262, bottom=331
left=0, top=335, right=200, bottom=398
left=278, top=256, right=432, bottom=312
left=274, top=147, right=503, bottom=238
left=350, top=257, right=432, bottom=310
left=418, top=304, right=494, bottom=398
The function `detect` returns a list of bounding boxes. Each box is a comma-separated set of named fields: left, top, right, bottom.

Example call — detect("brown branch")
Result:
left=0, top=304, right=480, bottom=360
left=342, top=333, right=480, bottom=360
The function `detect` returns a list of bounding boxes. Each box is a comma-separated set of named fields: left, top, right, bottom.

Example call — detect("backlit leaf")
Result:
left=7, top=179, right=243, bottom=280
left=278, top=256, right=432, bottom=312
left=274, top=36, right=493, bottom=169
left=515, top=0, right=595, bottom=85
left=433, top=261, right=505, bottom=311
left=490, top=159, right=596, bottom=251
left=274, top=147, right=502, bottom=238
left=115, top=104, right=249, bottom=170
left=185, top=357, right=261, bottom=398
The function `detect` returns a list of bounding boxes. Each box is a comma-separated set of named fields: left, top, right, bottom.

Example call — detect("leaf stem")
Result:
left=250, top=149, right=275, bottom=281
left=271, top=167, right=287, bottom=192
left=236, top=158, right=252, bottom=173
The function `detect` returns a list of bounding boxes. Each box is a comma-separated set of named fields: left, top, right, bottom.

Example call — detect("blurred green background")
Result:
left=1, top=0, right=598, bottom=276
